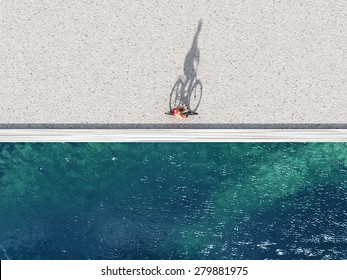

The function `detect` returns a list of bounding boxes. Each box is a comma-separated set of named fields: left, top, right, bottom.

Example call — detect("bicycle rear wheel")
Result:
left=188, top=79, right=202, bottom=112
left=169, top=79, right=184, bottom=110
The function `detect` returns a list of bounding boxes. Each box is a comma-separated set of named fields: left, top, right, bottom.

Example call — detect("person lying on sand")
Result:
left=172, top=105, right=189, bottom=118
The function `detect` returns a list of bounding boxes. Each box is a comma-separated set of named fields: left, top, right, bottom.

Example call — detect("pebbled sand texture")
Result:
left=0, top=1, right=346, bottom=128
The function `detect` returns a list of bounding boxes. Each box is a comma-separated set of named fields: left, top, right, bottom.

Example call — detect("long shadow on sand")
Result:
left=168, top=20, right=203, bottom=113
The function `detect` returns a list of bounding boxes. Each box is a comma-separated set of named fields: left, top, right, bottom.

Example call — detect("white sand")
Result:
left=0, top=1, right=346, bottom=128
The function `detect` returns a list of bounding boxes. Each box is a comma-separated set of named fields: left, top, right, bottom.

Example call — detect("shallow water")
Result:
left=0, top=143, right=346, bottom=259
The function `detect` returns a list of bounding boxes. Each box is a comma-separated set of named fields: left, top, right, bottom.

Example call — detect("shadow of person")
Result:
left=168, top=20, right=203, bottom=113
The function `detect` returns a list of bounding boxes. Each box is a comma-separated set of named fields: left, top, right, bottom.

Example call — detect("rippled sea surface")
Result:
left=0, top=143, right=346, bottom=260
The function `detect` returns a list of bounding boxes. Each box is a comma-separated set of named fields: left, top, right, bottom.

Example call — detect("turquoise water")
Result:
left=0, top=143, right=346, bottom=259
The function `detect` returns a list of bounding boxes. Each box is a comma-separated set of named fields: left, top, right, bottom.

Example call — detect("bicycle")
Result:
left=169, top=75, right=202, bottom=113
left=165, top=110, right=198, bottom=116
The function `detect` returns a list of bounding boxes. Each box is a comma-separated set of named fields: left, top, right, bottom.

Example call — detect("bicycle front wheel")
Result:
left=169, top=79, right=184, bottom=110
left=188, top=80, right=202, bottom=112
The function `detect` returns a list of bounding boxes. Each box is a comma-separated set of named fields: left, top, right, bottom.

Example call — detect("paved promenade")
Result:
left=1, top=1, right=346, bottom=128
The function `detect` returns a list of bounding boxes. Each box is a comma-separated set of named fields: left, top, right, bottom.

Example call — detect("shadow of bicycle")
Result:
left=169, top=20, right=203, bottom=113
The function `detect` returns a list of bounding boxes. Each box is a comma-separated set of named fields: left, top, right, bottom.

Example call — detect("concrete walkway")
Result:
left=0, top=129, right=346, bottom=142
left=1, top=1, right=346, bottom=128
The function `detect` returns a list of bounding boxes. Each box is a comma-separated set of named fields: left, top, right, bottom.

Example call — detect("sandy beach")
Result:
left=0, top=1, right=346, bottom=128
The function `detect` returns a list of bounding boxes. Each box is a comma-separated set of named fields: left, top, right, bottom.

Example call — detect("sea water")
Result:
left=0, top=143, right=346, bottom=259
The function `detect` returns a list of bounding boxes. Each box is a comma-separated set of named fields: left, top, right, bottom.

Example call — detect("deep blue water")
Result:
left=0, top=143, right=346, bottom=259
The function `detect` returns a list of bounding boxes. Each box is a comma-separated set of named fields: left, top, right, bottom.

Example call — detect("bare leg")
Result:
left=182, top=104, right=189, bottom=113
